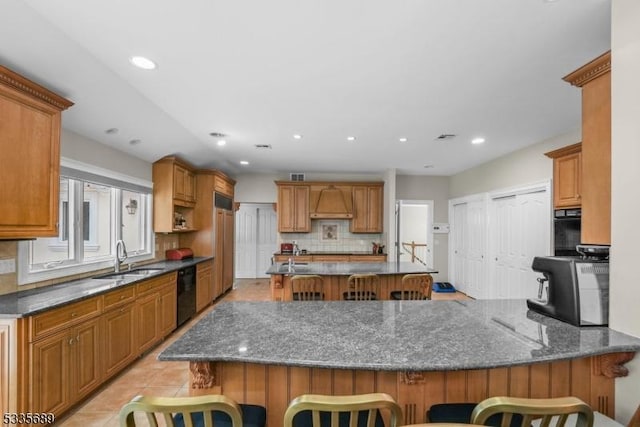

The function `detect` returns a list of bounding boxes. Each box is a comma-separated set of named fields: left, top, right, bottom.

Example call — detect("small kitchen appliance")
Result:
left=527, top=245, right=609, bottom=326
left=281, top=243, right=294, bottom=254
left=165, top=247, right=194, bottom=260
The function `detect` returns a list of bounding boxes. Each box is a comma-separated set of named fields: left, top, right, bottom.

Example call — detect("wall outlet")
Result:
left=0, top=258, right=16, bottom=274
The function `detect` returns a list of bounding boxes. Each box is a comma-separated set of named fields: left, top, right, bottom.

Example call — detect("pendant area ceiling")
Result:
left=0, top=0, right=610, bottom=176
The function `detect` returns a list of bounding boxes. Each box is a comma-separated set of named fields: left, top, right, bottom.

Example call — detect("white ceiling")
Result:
left=1, top=0, right=610, bottom=176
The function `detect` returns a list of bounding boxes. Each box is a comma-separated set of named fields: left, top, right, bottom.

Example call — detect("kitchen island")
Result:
left=159, top=299, right=640, bottom=426
left=266, top=261, right=438, bottom=301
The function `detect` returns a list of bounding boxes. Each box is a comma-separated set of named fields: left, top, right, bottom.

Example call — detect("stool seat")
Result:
left=174, top=403, right=267, bottom=427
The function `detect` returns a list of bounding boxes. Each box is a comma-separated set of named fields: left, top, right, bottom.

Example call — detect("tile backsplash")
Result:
left=280, top=220, right=384, bottom=253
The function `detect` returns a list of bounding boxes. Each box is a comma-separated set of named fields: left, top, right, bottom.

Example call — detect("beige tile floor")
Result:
left=56, top=278, right=467, bottom=426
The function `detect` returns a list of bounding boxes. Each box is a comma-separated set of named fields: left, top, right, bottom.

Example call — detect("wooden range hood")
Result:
left=310, top=185, right=353, bottom=219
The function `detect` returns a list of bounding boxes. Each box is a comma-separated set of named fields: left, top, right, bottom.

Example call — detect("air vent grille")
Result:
left=290, top=173, right=305, bottom=182
left=435, top=134, right=457, bottom=140
left=254, top=144, right=272, bottom=149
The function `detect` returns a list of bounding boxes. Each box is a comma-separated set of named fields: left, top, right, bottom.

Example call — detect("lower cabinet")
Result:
left=102, top=303, right=136, bottom=379
left=31, top=317, right=101, bottom=415
left=22, top=270, right=182, bottom=420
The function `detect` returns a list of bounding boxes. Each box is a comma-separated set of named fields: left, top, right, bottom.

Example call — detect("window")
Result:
left=19, top=160, right=154, bottom=285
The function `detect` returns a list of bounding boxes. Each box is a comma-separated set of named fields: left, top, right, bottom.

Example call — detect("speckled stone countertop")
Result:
left=0, top=257, right=212, bottom=318
left=265, top=261, right=437, bottom=276
left=159, top=299, right=640, bottom=371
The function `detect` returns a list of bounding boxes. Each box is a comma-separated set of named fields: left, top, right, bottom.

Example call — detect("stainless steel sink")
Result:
left=278, top=264, right=310, bottom=273
left=93, top=272, right=146, bottom=280
left=129, top=268, right=164, bottom=275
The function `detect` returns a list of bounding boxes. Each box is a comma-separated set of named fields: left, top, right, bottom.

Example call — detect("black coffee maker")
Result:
left=527, top=245, right=609, bottom=326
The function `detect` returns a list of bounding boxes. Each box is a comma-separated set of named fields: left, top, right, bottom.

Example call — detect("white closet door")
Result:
left=256, top=206, right=278, bottom=278
left=451, top=202, right=468, bottom=293
left=489, top=188, right=550, bottom=299
left=235, top=206, right=258, bottom=278
left=465, top=199, right=486, bottom=299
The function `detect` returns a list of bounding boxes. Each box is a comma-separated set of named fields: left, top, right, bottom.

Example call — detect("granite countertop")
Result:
left=265, top=261, right=437, bottom=276
left=158, top=299, right=640, bottom=371
left=0, top=256, right=212, bottom=318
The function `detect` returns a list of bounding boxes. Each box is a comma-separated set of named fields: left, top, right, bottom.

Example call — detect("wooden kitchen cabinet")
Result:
left=351, top=184, right=383, bottom=233
left=135, top=273, right=177, bottom=353
left=152, top=156, right=198, bottom=233
left=158, top=282, right=177, bottom=338
left=563, top=51, right=611, bottom=244
left=30, top=316, right=101, bottom=415
left=196, top=260, right=213, bottom=312
left=135, top=291, right=159, bottom=354
left=545, top=143, right=582, bottom=209
left=277, top=183, right=311, bottom=232
left=0, top=66, right=73, bottom=239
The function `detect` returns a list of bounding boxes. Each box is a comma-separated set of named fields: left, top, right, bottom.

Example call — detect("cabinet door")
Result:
left=196, top=263, right=212, bottom=311
left=293, top=186, right=310, bottom=232
left=278, top=185, right=296, bottom=232
left=0, top=68, right=71, bottom=239
left=72, top=318, right=101, bottom=401
left=554, top=152, right=582, bottom=208
left=351, top=185, right=383, bottom=233
left=366, top=186, right=383, bottom=232
left=136, top=292, right=159, bottom=353
left=185, top=170, right=196, bottom=202
left=158, top=284, right=177, bottom=338
left=102, top=303, right=136, bottom=379
left=173, top=164, right=188, bottom=201
left=31, top=331, right=70, bottom=414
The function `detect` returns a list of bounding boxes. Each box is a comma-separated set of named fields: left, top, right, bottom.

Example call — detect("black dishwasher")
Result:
left=177, top=266, right=196, bottom=326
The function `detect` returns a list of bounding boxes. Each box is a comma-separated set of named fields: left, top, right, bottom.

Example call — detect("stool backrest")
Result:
left=283, top=393, right=403, bottom=427
left=470, top=396, right=594, bottom=427
left=347, top=274, right=380, bottom=301
left=398, top=274, right=433, bottom=300
left=119, top=394, right=243, bottom=427
left=291, top=275, right=324, bottom=301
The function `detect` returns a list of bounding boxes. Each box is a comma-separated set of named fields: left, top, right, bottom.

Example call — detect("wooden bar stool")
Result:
left=291, top=275, right=325, bottom=301
left=390, top=273, right=433, bottom=300
left=343, top=274, right=379, bottom=300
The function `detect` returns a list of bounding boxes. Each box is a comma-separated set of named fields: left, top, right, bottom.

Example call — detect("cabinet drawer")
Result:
left=197, top=261, right=212, bottom=273
left=214, top=178, right=234, bottom=196
left=103, top=286, right=136, bottom=310
left=29, top=296, right=102, bottom=341
left=313, top=255, right=349, bottom=262
left=350, top=255, right=387, bottom=262
left=136, top=273, right=176, bottom=296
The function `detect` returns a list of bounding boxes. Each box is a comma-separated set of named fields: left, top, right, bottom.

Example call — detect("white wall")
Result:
left=449, top=130, right=580, bottom=199
left=611, top=1, right=640, bottom=422
left=233, top=173, right=280, bottom=203
left=61, top=129, right=152, bottom=181
left=395, top=175, right=449, bottom=281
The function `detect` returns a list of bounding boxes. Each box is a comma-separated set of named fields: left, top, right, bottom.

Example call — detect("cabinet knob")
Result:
left=120, top=295, right=126, bottom=300
left=68, top=338, right=75, bottom=345
left=71, top=312, right=77, bottom=317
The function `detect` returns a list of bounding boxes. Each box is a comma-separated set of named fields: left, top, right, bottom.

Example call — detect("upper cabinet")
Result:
left=152, top=156, right=198, bottom=233
left=545, top=143, right=582, bottom=209
left=276, top=182, right=310, bottom=233
left=0, top=66, right=73, bottom=239
left=350, top=184, right=384, bottom=233
left=275, top=181, right=384, bottom=234
left=563, top=51, right=611, bottom=244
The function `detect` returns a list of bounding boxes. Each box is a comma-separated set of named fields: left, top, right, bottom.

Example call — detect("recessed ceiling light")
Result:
left=105, top=128, right=119, bottom=134
left=424, top=165, right=434, bottom=169
left=217, top=140, right=227, bottom=146
left=293, top=134, right=303, bottom=140
left=399, top=137, right=408, bottom=142
left=471, top=137, right=486, bottom=144
left=129, top=139, right=142, bottom=145
left=347, top=136, right=356, bottom=142
left=240, top=160, right=249, bottom=165
left=129, top=56, right=157, bottom=70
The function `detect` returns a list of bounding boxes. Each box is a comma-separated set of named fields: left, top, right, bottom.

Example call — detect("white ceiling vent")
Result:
left=435, top=134, right=457, bottom=141
left=254, top=144, right=272, bottom=149
left=290, top=173, right=305, bottom=182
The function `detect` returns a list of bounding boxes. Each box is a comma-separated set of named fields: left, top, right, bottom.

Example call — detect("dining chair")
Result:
left=118, top=394, right=266, bottom=427
left=390, top=273, right=433, bottom=300
left=291, top=275, right=325, bottom=301
left=343, top=274, right=380, bottom=300
left=283, top=392, right=403, bottom=427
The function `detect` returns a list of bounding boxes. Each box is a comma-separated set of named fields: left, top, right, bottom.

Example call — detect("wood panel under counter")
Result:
left=273, top=253, right=387, bottom=263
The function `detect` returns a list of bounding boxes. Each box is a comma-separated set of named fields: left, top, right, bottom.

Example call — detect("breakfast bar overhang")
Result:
left=159, top=299, right=640, bottom=427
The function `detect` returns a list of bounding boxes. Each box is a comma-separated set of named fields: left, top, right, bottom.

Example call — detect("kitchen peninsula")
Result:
left=159, top=299, right=640, bottom=427
left=266, top=261, right=438, bottom=301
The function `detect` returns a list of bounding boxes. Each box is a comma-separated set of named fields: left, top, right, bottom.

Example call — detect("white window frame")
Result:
left=18, top=158, right=155, bottom=285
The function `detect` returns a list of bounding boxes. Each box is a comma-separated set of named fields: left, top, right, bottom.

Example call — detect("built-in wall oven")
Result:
left=554, top=208, right=581, bottom=256
left=177, top=265, right=196, bottom=326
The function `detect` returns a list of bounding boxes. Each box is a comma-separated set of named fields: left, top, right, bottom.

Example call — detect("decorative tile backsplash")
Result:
left=279, top=220, right=384, bottom=252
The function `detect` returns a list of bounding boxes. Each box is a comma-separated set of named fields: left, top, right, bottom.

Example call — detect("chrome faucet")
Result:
left=115, top=239, right=128, bottom=273
left=293, top=240, right=300, bottom=257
